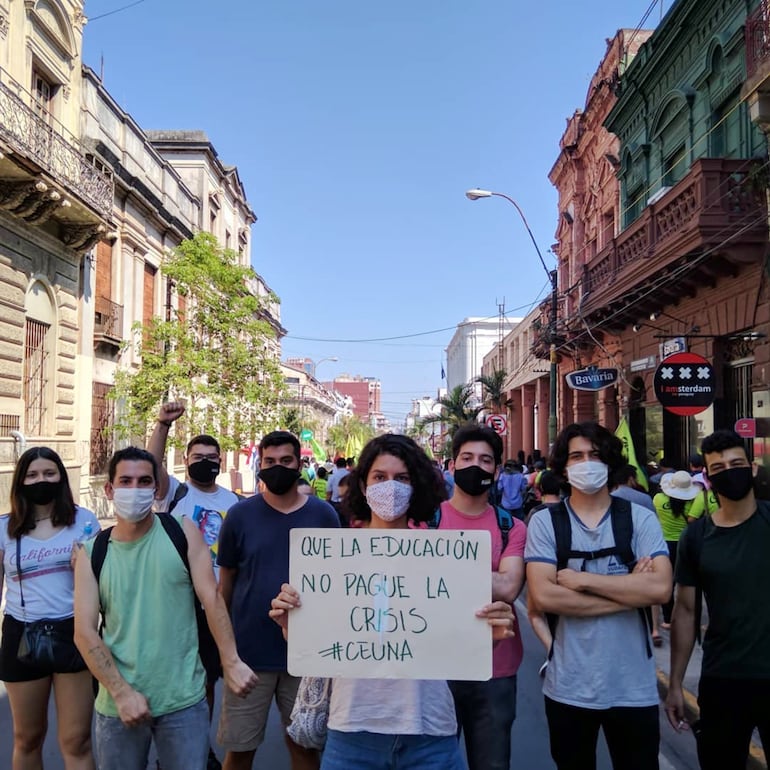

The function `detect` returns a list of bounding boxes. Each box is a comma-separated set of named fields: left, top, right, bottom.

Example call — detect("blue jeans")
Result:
left=95, top=698, right=209, bottom=770
left=449, top=675, right=517, bottom=770
left=321, top=730, right=464, bottom=770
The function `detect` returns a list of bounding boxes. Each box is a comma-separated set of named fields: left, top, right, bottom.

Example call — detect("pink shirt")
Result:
left=438, top=501, right=525, bottom=678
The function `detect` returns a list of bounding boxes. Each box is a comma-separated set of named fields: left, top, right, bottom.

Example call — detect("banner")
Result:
left=287, top=529, right=492, bottom=680
left=309, top=437, right=327, bottom=463
left=615, top=417, right=648, bottom=491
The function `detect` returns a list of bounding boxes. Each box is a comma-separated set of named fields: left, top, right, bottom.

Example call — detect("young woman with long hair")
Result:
left=0, top=447, right=100, bottom=769
left=270, top=433, right=515, bottom=770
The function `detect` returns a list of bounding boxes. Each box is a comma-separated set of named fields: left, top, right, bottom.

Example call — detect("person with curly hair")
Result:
left=270, top=433, right=515, bottom=770
left=0, top=446, right=100, bottom=769
left=525, top=421, right=670, bottom=770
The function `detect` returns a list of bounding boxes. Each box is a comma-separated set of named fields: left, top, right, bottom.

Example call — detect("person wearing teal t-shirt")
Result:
left=73, top=447, right=257, bottom=770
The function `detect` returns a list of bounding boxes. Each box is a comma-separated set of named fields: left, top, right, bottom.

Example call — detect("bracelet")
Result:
left=159, top=420, right=172, bottom=428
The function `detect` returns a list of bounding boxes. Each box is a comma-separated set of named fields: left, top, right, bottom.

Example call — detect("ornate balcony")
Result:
left=0, top=68, right=113, bottom=249
left=746, top=4, right=770, bottom=80
left=577, top=158, right=768, bottom=330
left=94, top=296, right=123, bottom=352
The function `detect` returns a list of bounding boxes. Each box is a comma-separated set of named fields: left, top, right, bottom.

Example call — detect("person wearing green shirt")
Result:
left=312, top=466, right=328, bottom=499
left=653, top=471, right=704, bottom=630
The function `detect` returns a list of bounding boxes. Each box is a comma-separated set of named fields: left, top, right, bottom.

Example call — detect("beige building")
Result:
left=0, top=4, right=283, bottom=511
left=0, top=0, right=113, bottom=504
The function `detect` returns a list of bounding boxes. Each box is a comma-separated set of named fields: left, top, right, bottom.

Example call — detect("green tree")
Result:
left=112, top=232, right=286, bottom=451
left=417, top=384, right=482, bottom=439
left=476, top=369, right=510, bottom=414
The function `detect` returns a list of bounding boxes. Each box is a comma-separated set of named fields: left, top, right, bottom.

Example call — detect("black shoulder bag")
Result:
left=15, top=536, right=86, bottom=672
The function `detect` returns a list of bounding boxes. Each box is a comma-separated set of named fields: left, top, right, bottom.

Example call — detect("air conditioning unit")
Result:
left=647, top=186, right=671, bottom=206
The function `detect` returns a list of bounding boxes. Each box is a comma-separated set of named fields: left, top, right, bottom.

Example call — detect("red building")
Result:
left=323, top=375, right=381, bottom=425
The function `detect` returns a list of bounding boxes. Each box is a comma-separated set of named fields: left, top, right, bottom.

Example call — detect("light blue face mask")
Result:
left=566, top=461, right=608, bottom=494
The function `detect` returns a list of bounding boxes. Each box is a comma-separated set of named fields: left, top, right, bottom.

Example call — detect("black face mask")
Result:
left=454, top=465, right=495, bottom=497
left=188, top=459, right=220, bottom=485
left=708, top=466, right=754, bottom=502
left=21, top=481, right=61, bottom=506
left=260, top=465, right=301, bottom=495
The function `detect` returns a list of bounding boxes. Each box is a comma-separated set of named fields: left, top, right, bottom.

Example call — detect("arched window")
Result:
left=23, top=280, right=55, bottom=435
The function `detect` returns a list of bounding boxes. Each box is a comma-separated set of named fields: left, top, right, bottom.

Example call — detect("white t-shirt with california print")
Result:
left=0, top=507, right=100, bottom=621
left=154, top=477, right=239, bottom=576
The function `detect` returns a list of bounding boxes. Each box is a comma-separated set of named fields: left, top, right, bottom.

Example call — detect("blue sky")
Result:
left=83, top=0, right=673, bottom=425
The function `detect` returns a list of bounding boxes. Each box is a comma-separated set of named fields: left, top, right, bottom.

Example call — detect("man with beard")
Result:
left=666, top=429, right=770, bottom=770
left=216, top=431, right=339, bottom=770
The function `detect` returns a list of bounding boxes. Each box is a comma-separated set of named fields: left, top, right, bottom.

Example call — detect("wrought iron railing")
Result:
left=0, top=69, right=113, bottom=219
left=746, top=4, right=770, bottom=79
left=94, top=297, right=123, bottom=342
left=581, top=158, right=767, bottom=300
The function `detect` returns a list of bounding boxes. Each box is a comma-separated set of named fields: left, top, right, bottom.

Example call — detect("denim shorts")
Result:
left=321, top=730, right=464, bottom=770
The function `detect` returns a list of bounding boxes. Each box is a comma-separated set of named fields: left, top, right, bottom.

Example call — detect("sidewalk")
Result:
left=653, top=622, right=767, bottom=770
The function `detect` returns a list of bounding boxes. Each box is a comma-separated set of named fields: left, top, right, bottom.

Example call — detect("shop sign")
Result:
left=653, top=352, right=715, bottom=416
left=630, top=356, right=656, bottom=373
left=565, top=366, right=619, bottom=392
left=734, top=418, right=756, bottom=438
left=659, top=336, right=687, bottom=361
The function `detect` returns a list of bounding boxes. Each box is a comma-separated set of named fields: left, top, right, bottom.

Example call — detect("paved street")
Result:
left=0, top=597, right=701, bottom=769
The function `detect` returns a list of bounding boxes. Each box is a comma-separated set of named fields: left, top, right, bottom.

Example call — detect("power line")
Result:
left=88, top=0, right=146, bottom=22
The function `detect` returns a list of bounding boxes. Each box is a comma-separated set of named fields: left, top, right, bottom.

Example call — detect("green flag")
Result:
left=615, top=418, right=648, bottom=491
left=310, top=437, right=326, bottom=463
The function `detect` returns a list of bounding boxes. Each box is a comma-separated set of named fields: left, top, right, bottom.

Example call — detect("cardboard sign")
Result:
left=287, top=528, right=492, bottom=680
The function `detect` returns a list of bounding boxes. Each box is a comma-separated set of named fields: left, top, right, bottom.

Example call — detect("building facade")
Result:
left=482, top=307, right=550, bottom=461
left=548, top=0, right=769, bottom=470
left=0, top=1, right=113, bottom=503
left=446, top=316, right=519, bottom=400
left=325, top=375, right=382, bottom=427
left=0, top=5, right=283, bottom=509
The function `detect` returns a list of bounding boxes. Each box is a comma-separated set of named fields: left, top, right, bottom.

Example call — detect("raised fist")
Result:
left=158, top=401, right=185, bottom=424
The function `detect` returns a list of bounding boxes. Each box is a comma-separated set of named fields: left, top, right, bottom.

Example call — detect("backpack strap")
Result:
left=545, top=497, right=652, bottom=659
left=155, top=512, right=190, bottom=572
left=166, top=482, right=189, bottom=514
left=494, top=506, right=513, bottom=551
left=90, top=526, right=115, bottom=582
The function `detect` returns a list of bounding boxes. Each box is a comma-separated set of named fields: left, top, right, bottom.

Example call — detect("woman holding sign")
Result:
left=270, top=433, right=515, bottom=770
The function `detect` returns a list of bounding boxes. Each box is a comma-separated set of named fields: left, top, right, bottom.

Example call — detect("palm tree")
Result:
left=476, top=369, right=511, bottom=414
left=417, top=383, right=483, bottom=439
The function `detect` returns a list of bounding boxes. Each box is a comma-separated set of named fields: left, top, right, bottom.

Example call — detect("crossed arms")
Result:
left=527, top=554, right=672, bottom=617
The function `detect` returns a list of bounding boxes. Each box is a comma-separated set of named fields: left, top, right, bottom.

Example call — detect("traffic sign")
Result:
left=734, top=418, right=756, bottom=438
left=486, top=414, right=508, bottom=436
left=300, top=428, right=313, bottom=441
left=653, top=352, right=715, bottom=416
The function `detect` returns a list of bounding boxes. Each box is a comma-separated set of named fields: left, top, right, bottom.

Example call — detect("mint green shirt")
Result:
left=86, top=516, right=205, bottom=717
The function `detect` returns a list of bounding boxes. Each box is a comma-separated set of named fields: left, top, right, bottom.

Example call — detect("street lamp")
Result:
left=465, top=188, right=559, bottom=447
left=311, top=356, right=339, bottom=378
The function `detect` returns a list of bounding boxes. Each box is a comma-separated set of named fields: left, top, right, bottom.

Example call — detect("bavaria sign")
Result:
left=565, top=366, right=619, bottom=392
left=653, top=352, right=715, bottom=416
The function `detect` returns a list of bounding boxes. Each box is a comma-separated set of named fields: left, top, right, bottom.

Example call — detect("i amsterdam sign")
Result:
left=653, top=352, right=715, bottom=416
left=565, top=366, right=619, bottom=392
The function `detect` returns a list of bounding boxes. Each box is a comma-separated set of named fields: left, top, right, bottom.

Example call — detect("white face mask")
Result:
left=566, top=461, right=608, bottom=495
left=365, top=480, right=413, bottom=522
left=112, top=487, right=155, bottom=523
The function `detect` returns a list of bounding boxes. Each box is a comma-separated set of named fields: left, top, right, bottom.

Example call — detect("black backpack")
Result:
left=429, top=504, right=515, bottom=550
left=686, top=500, right=770, bottom=643
left=545, top=497, right=653, bottom=659
left=90, top=513, right=208, bottom=651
